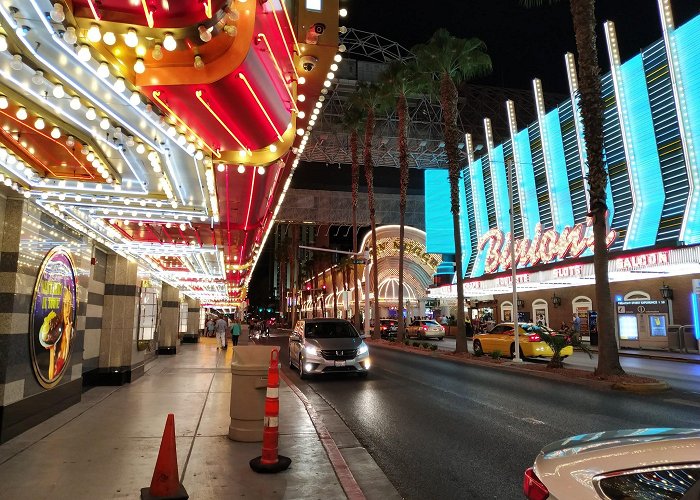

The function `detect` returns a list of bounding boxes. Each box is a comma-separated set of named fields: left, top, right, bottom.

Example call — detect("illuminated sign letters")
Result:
left=477, top=220, right=617, bottom=274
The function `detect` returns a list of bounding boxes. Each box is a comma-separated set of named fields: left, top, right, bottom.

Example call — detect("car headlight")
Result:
left=358, top=343, right=368, bottom=355
left=304, top=345, right=318, bottom=356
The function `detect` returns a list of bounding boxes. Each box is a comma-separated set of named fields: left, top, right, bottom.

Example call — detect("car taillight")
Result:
left=527, top=334, right=541, bottom=342
left=381, top=326, right=386, bottom=330
left=523, top=467, right=549, bottom=500
left=441, top=326, right=445, bottom=332
left=422, top=326, right=428, bottom=331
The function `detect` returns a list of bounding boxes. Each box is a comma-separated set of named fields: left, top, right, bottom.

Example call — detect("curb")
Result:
left=366, top=340, right=665, bottom=393
left=280, top=370, right=366, bottom=500
left=612, top=381, right=671, bottom=393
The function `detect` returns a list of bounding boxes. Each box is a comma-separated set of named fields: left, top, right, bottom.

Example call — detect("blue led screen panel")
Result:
left=513, top=128, right=540, bottom=239
left=490, top=144, right=511, bottom=233
left=674, top=15, right=700, bottom=244
left=543, top=108, right=575, bottom=232
left=469, top=158, right=490, bottom=237
left=459, top=174, right=472, bottom=274
left=619, top=54, right=664, bottom=249
left=424, top=169, right=456, bottom=254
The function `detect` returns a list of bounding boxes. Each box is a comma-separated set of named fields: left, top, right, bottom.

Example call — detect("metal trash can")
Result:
left=228, top=345, right=278, bottom=442
left=682, top=325, right=699, bottom=353
left=668, top=325, right=683, bottom=351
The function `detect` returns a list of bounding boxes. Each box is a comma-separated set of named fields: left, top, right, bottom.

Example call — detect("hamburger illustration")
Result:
left=39, top=310, right=63, bottom=348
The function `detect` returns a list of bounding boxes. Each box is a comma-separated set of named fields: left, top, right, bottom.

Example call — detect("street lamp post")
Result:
left=508, top=159, right=522, bottom=363
left=363, top=250, right=371, bottom=337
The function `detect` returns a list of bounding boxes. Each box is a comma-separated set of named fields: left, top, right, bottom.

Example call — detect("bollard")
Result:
left=249, top=350, right=291, bottom=473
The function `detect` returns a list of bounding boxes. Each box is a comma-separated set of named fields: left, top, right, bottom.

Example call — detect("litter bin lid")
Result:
left=231, top=345, right=278, bottom=372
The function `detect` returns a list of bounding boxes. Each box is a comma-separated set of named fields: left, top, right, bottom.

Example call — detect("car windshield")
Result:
left=305, top=322, right=359, bottom=339
left=422, top=321, right=440, bottom=326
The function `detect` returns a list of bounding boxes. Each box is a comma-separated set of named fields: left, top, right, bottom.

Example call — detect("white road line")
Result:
left=664, top=398, right=700, bottom=408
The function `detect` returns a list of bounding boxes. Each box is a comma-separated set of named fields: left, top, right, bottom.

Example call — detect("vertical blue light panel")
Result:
left=459, top=175, right=471, bottom=276
left=469, top=158, right=489, bottom=278
left=514, top=129, right=540, bottom=238
left=490, top=145, right=511, bottom=233
left=424, top=169, right=455, bottom=253
left=674, top=15, right=700, bottom=244
left=619, top=54, right=664, bottom=249
left=469, top=158, right=490, bottom=237
left=573, top=92, right=616, bottom=226
left=543, top=108, right=576, bottom=232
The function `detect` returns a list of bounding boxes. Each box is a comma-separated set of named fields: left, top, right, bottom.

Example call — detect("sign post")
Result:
left=508, top=160, right=521, bottom=363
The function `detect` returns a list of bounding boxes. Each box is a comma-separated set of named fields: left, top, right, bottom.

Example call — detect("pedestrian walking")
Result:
left=205, top=317, right=215, bottom=338
left=231, top=319, right=242, bottom=346
left=214, top=315, right=228, bottom=349
left=572, top=314, right=581, bottom=342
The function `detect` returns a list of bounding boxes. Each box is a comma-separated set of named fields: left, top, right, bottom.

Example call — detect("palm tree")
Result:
left=413, top=30, right=492, bottom=353
left=521, top=0, right=623, bottom=377
left=353, top=83, right=384, bottom=340
left=379, top=61, right=422, bottom=343
left=341, top=105, right=364, bottom=332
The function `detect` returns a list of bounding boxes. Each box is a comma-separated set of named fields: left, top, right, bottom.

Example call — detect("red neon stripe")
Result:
left=87, top=0, right=101, bottom=19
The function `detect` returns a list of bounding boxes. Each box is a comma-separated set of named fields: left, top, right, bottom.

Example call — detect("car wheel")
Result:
left=473, top=340, right=483, bottom=356
left=437, top=337, right=443, bottom=341
left=510, top=344, right=526, bottom=360
left=289, top=349, right=294, bottom=369
left=298, top=355, right=307, bottom=379
left=562, top=355, right=569, bottom=359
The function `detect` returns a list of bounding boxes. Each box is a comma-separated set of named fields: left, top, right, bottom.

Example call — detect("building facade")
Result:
left=425, top=4, right=700, bottom=350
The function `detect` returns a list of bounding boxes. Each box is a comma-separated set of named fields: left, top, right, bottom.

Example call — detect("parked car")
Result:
left=523, top=428, right=700, bottom=499
left=379, top=319, right=398, bottom=339
left=289, top=318, right=370, bottom=378
left=472, top=322, right=573, bottom=359
left=406, top=319, right=444, bottom=340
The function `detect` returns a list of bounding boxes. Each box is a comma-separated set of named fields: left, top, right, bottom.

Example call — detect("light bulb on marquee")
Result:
left=125, top=29, right=139, bottom=48
left=102, top=31, right=116, bottom=46
left=163, top=33, right=177, bottom=51
left=77, top=45, right=91, bottom=62
left=87, top=24, right=102, bottom=43
left=70, top=95, right=81, bottom=110
left=133, top=58, right=145, bottom=74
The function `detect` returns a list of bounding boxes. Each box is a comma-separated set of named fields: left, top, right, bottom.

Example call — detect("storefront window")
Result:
left=138, top=287, right=159, bottom=341
left=179, top=302, right=189, bottom=333
left=532, top=299, right=549, bottom=326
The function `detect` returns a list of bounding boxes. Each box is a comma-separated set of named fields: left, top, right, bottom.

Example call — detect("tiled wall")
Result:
left=83, top=247, right=106, bottom=373
left=0, top=198, right=92, bottom=442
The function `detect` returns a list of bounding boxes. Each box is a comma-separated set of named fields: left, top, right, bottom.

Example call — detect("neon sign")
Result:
left=477, top=220, right=617, bottom=274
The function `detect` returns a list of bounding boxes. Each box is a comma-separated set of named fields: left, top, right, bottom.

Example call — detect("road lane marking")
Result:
left=664, top=398, right=700, bottom=408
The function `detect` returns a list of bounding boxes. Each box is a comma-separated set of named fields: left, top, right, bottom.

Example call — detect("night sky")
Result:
left=342, top=0, right=699, bottom=93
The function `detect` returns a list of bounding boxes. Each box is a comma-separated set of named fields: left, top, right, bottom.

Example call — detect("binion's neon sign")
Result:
left=478, top=220, right=616, bottom=274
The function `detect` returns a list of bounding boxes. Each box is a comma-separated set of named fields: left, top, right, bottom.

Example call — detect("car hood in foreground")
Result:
left=535, top=428, right=700, bottom=498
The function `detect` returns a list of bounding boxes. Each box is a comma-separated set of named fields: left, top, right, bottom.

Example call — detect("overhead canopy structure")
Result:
left=0, top=0, right=340, bottom=306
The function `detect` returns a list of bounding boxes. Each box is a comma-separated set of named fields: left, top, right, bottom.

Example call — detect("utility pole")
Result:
left=508, top=159, right=522, bottom=363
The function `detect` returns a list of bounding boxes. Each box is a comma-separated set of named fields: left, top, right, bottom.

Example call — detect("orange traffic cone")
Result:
left=250, top=349, right=292, bottom=473
left=141, top=413, right=189, bottom=499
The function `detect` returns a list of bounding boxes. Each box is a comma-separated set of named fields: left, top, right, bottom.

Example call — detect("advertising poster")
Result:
left=29, top=247, right=77, bottom=389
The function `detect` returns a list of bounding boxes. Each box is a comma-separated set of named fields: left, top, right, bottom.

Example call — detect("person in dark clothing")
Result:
left=465, top=321, right=474, bottom=338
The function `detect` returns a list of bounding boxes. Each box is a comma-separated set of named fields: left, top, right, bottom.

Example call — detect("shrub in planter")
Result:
left=429, top=344, right=438, bottom=351
left=491, top=350, right=502, bottom=360
left=404, top=339, right=410, bottom=346
left=388, top=337, right=396, bottom=342
left=422, top=342, right=431, bottom=349
left=412, top=341, right=420, bottom=347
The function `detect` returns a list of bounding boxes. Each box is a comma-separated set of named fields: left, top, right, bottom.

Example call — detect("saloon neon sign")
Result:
left=478, top=220, right=616, bottom=274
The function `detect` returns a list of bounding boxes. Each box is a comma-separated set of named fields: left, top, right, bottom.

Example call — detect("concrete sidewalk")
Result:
left=0, top=332, right=397, bottom=499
